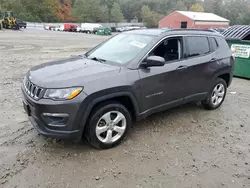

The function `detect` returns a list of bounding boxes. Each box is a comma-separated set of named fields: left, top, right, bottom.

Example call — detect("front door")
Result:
left=138, top=37, right=189, bottom=113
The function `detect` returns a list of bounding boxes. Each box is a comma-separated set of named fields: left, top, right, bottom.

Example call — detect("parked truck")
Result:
left=63, top=23, right=79, bottom=32
left=79, top=23, right=102, bottom=33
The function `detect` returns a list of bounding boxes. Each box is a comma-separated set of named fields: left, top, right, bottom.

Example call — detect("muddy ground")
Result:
left=0, top=29, right=250, bottom=188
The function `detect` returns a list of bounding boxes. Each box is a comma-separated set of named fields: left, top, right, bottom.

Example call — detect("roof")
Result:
left=125, top=28, right=223, bottom=37
left=177, top=11, right=229, bottom=22
left=222, top=25, right=250, bottom=40
left=165, top=29, right=223, bottom=37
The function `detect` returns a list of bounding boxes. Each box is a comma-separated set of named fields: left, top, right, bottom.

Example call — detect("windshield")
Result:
left=87, top=33, right=154, bottom=64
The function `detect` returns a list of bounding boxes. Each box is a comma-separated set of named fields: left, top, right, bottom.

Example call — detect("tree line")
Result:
left=1, top=0, right=250, bottom=27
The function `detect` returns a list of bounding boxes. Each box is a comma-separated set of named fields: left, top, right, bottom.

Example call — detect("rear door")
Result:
left=181, top=36, right=213, bottom=99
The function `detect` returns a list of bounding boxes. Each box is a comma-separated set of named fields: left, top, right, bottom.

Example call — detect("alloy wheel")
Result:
left=211, top=83, right=225, bottom=106
left=95, top=111, right=127, bottom=144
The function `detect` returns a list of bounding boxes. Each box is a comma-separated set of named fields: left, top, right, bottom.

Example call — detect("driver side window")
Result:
left=150, top=37, right=182, bottom=62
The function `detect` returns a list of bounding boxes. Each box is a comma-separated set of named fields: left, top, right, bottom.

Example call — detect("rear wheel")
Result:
left=85, top=102, right=131, bottom=149
left=202, top=78, right=227, bottom=110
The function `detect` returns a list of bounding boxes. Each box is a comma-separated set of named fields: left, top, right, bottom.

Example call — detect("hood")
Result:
left=27, top=56, right=121, bottom=88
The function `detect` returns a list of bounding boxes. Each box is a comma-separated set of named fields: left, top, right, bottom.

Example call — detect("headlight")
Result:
left=44, top=87, right=83, bottom=100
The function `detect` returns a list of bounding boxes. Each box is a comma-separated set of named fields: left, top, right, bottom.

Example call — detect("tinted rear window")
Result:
left=186, top=36, right=210, bottom=57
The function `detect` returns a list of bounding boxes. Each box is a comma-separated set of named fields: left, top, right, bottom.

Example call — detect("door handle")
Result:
left=176, top=65, right=188, bottom=70
left=210, top=58, right=218, bottom=62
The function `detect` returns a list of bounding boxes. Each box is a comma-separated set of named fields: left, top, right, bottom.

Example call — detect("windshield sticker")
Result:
left=130, top=41, right=147, bottom=48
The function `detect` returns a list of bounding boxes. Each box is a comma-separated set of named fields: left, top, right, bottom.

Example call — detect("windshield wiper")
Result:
left=88, top=57, right=106, bottom=63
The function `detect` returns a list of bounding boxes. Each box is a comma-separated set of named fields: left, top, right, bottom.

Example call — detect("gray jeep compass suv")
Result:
left=22, top=29, right=234, bottom=149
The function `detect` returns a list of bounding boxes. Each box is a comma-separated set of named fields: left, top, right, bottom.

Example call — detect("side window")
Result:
left=209, top=37, right=219, bottom=52
left=185, top=36, right=210, bottom=58
left=150, top=37, right=182, bottom=62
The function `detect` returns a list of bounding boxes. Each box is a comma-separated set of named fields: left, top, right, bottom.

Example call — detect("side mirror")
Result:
left=141, top=56, right=165, bottom=68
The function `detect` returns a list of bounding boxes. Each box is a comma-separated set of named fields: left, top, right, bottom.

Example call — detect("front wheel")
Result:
left=202, top=78, right=227, bottom=110
left=85, top=102, right=131, bottom=149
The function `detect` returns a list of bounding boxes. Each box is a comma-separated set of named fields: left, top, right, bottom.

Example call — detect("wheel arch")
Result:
left=78, top=90, right=140, bottom=135
left=213, top=69, right=232, bottom=88
left=218, top=73, right=230, bottom=87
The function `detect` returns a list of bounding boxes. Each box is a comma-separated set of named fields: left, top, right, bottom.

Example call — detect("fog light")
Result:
left=42, top=113, right=69, bottom=127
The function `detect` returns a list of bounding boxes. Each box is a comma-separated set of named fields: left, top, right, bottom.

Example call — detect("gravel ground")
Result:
left=0, top=28, right=250, bottom=188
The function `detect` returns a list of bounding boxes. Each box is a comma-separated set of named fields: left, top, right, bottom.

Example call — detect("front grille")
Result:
left=24, top=79, right=44, bottom=100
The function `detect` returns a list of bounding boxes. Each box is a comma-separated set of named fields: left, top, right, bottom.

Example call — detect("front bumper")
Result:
left=21, top=87, right=87, bottom=141
left=29, top=115, right=80, bottom=140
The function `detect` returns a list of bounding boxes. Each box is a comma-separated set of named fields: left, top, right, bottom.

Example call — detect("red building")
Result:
left=159, top=11, right=229, bottom=29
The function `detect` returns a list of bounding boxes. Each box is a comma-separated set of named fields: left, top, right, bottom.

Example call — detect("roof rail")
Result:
left=167, top=28, right=216, bottom=32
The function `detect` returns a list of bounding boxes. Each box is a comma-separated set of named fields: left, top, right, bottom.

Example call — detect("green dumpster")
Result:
left=222, top=25, right=250, bottom=79
left=95, top=27, right=111, bottom=36
left=227, top=40, right=250, bottom=79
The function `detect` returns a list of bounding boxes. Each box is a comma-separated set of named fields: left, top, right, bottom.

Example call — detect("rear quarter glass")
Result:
left=216, top=37, right=232, bottom=56
left=216, top=37, right=230, bottom=49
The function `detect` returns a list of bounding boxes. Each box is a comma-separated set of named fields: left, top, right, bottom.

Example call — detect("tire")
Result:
left=24, top=26, right=26, bottom=29
left=85, top=102, right=132, bottom=149
left=202, top=78, right=227, bottom=110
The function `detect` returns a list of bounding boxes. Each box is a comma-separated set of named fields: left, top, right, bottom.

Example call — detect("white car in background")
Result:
left=57, top=24, right=65, bottom=31
left=76, top=27, right=82, bottom=32
left=117, top=26, right=144, bottom=32
left=54, top=25, right=63, bottom=31
left=116, top=27, right=127, bottom=32
left=44, top=25, right=50, bottom=30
